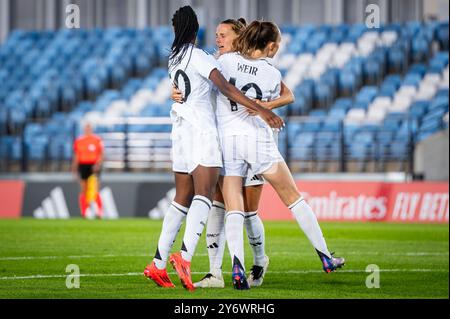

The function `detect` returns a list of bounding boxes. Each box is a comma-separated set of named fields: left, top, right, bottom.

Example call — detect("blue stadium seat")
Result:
left=409, top=101, right=429, bottom=119
left=26, top=135, right=49, bottom=161
left=332, top=98, right=353, bottom=111
left=436, top=23, right=449, bottom=51
left=315, top=132, right=337, bottom=147
left=353, top=131, right=375, bottom=145
left=403, top=73, right=422, bottom=87
left=348, top=143, right=370, bottom=160
left=409, top=63, right=427, bottom=77
left=309, top=109, right=328, bottom=117
left=0, top=136, right=22, bottom=161
left=364, top=59, right=382, bottom=85
left=314, top=83, right=333, bottom=109
left=338, top=71, right=357, bottom=96
left=356, top=86, right=378, bottom=104
left=322, top=118, right=342, bottom=131
left=301, top=120, right=323, bottom=132
left=48, top=136, right=73, bottom=160
left=389, top=142, right=410, bottom=160
left=287, top=123, right=302, bottom=141
left=292, top=132, right=315, bottom=148
left=290, top=146, right=313, bottom=161
left=328, top=108, right=347, bottom=119
left=436, top=89, right=449, bottom=99
left=429, top=96, right=449, bottom=112
left=411, top=36, right=430, bottom=62
left=376, top=131, right=395, bottom=144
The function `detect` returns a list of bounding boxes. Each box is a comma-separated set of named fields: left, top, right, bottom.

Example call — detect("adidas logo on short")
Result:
left=207, top=242, right=219, bottom=249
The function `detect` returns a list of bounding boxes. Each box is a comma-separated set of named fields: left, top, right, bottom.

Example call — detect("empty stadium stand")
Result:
left=0, top=21, right=448, bottom=174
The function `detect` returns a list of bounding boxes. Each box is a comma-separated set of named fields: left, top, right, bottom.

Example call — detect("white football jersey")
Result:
left=168, top=44, right=221, bottom=131
left=216, top=52, right=282, bottom=136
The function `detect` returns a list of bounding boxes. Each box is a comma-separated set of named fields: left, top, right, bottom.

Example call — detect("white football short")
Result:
left=171, top=116, right=223, bottom=174
left=243, top=129, right=280, bottom=187
left=220, top=131, right=284, bottom=178
left=244, top=170, right=265, bottom=187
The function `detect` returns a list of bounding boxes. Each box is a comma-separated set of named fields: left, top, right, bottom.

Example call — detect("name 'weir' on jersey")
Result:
left=216, top=52, right=282, bottom=136
left=168, top=44, right=221, bottom=132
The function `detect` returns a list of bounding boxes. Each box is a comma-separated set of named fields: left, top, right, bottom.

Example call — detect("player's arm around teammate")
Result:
left=252, top=81, right=295, bottom=111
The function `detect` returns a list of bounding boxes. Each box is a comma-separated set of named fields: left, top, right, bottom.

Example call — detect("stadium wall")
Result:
left=414, top=128, right=449, bottom=181
left=20, top=180, right=174, bottom=219
left=0, top=174, right=447, bottom=223
left=260, top=181, right=448, bottom=223
left=0, top=180, right=24, bottom=218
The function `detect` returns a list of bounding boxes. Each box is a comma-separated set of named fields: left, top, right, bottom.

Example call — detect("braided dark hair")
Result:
left=169, top=5, right=199, bottom=70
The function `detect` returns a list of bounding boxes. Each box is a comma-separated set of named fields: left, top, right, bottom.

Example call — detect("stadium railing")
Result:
left=94, top=117, right=172, bottom=171
left=285, top=114, right=417, bottom=173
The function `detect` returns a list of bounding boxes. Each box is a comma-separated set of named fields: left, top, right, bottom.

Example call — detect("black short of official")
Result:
left=78, top=164, right=101, bottom=180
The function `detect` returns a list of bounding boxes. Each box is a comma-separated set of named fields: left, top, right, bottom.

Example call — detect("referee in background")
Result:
left=72, top=122, right=104, bottom=219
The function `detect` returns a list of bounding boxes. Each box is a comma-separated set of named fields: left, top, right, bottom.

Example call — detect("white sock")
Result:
left=289, top=197, right=331, bottom=258
left=206, top=201, right=226, bottom=277
left=180, top=195, right=211, bottom=262
left=244, top=211, right=266, bottom=267
left=153, top=201, right=187, bottom=269
left=225, top=211, right=245, bottom=271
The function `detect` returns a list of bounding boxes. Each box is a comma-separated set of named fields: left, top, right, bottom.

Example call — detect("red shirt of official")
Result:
left=73, top=135, right=104, bottom=164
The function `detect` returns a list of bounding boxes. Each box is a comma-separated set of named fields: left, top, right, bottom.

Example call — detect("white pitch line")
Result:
left=0, top=251, right=447, bottom=261
left=270, top=252, right=449, bottom=256
left=0, top=254, right=150, bottom=261
left=0, top=269, right=448, bottom=281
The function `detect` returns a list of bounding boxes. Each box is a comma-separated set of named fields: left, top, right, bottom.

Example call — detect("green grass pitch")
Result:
left=0, top=218, right=448, bottom=299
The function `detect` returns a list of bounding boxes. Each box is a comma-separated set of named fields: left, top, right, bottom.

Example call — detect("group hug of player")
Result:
left=144, top=6, right=345, bottom=291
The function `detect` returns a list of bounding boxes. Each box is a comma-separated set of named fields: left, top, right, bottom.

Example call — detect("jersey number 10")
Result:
left=228, top=77, right=263, bottom=112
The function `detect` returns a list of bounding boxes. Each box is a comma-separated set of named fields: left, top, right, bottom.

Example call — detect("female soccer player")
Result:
left=144, top=6, right=283, bottom=291
left=216, top=21, right=345, bottom=290
left=172, top=18, right=295, bottom=289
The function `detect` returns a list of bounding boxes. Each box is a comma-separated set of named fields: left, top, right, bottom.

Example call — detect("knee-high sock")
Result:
left=153, top=201, right=188, bottom=269
left=79, top=194, right=88, bottom=218
left=206, top=201, right=226, bottom=277
left=181, top=195, right=211, bottom=262
left=95, top=193, right=103, bottom=218
left=244, top=211, right=266, bottom=267
left=225, top=211, right=245, bottom=270
left=289, top=197, right=331, bottom=258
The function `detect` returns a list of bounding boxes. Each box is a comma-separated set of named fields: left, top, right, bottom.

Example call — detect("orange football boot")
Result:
left=169, top=252, right=195, bottom=292
left=144, top=262, right=175, bottom=288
